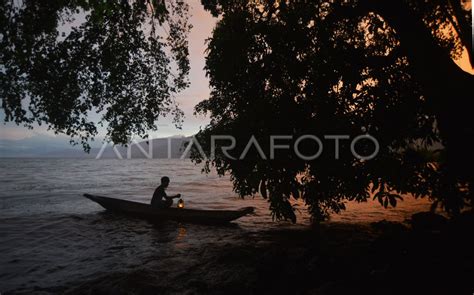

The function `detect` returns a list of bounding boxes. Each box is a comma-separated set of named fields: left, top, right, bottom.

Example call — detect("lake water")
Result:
left=0, top=158, right=432, bottom=293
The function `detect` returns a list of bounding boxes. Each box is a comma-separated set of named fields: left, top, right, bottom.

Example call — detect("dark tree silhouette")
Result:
left=192, top=0, right=473, bottom=221
left=1, top=0, right=191, bottom=150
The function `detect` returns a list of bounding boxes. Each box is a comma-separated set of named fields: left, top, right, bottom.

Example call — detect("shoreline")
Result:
left=29, top=213, right=469, bottom=295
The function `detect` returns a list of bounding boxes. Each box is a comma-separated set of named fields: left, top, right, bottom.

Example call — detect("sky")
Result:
left=0, top=1, right=473, bottom=143
left=0, top=0, right=217, bottom=141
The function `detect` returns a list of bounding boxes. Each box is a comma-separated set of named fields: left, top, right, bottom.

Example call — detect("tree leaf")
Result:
left=389, top=195, right=397, bottom=207
left=291, top=187, right=300, bottom=199
left=260, top=180, right=267, bottom=199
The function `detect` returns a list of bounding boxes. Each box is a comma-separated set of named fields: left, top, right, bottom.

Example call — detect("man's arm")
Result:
left=165, top=193, right=181, bottom=199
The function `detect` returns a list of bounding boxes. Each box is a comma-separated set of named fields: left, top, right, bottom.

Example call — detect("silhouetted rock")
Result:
left=411, top=212, right=448, bottom=231
left=449, top=210, right=474, bottom=231
left=371, top=220, right=407, bottom=233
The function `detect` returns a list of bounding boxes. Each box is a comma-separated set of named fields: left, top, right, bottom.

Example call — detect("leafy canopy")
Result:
left=1, top=0, right=191, bottom=150
left=192, top=0, right=472, bottom=222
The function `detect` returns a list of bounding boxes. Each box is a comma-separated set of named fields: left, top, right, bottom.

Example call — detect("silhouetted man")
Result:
left=151, top=176, right=181, bottom=208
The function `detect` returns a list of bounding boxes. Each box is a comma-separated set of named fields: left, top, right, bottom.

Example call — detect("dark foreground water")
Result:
left=0, top=159, right=432, bottom=293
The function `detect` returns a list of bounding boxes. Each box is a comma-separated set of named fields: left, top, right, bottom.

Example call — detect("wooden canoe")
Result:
left=84, top=194, right=254, bottom=224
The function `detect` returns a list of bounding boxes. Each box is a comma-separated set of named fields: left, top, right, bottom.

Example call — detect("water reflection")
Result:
left=174, top=224, right=188, bottom=249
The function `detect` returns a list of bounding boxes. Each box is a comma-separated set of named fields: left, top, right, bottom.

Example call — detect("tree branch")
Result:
left=359, top=0, right=474, bottom=177
left=448, top=0, right=474, bottom=68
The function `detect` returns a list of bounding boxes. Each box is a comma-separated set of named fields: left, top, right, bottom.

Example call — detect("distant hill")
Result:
left=91, top=136, right=191, bottom=159
left=0, top=135, right=192, bottom=159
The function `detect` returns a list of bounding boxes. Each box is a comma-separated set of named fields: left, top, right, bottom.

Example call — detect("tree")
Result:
left=1, top=0, right=191, bottom=150
left=192, top=0, right=473, bottom=222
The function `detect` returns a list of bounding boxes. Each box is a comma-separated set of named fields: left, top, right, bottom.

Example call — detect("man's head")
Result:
left=161, top=176, right=170, bottom=187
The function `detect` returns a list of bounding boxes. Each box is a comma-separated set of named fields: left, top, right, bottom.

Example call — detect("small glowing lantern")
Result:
left=177, top=199, right=184, bottom=209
